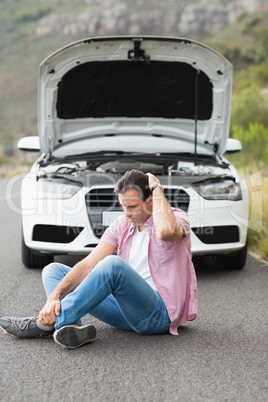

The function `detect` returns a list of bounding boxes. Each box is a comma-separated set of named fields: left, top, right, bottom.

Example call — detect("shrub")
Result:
left=254, top=59, right=268, bottom=86
left=15, top=7, right=51, bottom=23
left=231, top=85, right=268, bottom=129
left=247, top=176, right=268, bottom=261
left=230, top=123, right=268, bottom=168
left=241, top=16, right=261, bottom=34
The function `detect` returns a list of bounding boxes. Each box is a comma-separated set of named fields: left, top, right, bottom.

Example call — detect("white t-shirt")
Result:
left=128, top=227, right=157, bottom=291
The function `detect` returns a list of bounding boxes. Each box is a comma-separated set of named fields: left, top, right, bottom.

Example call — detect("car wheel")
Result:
left=21, top=231, right=54, bottom=269
left=217, top=239, right=248, bottom=270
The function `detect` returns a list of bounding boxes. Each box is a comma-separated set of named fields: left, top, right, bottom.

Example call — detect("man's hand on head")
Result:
left=146, top=173, right=160, bottom=191
left=146, top=172, right=183, bottom=241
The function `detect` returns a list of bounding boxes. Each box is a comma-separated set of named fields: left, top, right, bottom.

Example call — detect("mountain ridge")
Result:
left=34, top=0, right=266, bottom=38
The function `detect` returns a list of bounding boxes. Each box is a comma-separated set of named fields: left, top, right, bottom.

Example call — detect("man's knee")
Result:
left=97, top=255, right=128, bottom=275
left=42, top=262, right=60, bottom=281
left=102, top=255, right=121, bottom=265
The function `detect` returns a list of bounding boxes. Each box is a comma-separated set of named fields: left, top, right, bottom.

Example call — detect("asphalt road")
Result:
left=0, top=176, right=267, bottom=402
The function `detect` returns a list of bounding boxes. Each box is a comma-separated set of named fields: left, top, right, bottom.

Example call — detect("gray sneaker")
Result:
left=0, top=316, right=54, bottom=339
left=53, top=324, right=96, bottom=349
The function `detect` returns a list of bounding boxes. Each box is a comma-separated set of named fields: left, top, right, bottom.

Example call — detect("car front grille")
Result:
left=85, top=186, right=190, bottom=239
left=86, top=188, right=121, bottom=209
left=164, top=188, right=190, bottom=212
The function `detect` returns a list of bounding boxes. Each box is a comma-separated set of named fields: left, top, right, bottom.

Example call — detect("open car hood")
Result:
left=38, top=36, right=233, bottom=157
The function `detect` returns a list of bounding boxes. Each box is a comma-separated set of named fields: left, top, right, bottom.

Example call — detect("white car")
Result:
left=18, top=36, right=249, bottom=269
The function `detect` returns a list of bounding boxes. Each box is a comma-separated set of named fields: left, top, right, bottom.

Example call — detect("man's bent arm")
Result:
left=147, top=173, right=184, bottom=241
left=39, top=242, right=115, bottom=325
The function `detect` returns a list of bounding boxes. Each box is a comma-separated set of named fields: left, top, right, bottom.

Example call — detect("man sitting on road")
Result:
left=0, top=170, right=198, bottom=348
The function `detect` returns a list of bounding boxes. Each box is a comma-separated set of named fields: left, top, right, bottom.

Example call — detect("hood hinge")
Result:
left=204, top=141, right=219, bottom=154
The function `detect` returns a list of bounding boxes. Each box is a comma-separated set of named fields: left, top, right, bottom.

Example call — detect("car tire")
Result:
left=22, top=230, right=54, bottom=269
left=217, top=239, right=248, bottom=270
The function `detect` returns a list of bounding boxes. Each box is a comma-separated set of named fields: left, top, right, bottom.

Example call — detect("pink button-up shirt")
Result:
left=100, top=209, right=198, bottom=335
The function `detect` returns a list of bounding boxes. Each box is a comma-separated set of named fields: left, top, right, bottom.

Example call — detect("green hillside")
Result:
left=0, top=1, right=91, bottom=157
left=206, top=12, right=268, bottom=167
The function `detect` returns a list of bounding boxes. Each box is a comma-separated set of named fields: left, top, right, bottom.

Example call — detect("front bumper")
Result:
left=21, top=176, right=249, bottom=257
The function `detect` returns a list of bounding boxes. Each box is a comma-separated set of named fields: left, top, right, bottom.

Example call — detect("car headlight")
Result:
left=193, top=180, right=242, bottom=201
left=33, top=179, right=82, bottom=199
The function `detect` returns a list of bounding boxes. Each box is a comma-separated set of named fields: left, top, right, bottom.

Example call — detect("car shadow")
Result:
left=193, top=255, right=234, bottom=276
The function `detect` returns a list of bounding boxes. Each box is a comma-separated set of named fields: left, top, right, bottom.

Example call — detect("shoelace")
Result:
left=11, top=312, right=39, bottom=330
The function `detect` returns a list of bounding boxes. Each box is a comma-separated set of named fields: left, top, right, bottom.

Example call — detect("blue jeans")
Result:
left=42, top=255, right=171, bottom=335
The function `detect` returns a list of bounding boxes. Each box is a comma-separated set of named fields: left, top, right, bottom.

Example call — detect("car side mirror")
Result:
left=17, top=136, right=41, bottom=152
left=224, top=138, right=242, bottom=154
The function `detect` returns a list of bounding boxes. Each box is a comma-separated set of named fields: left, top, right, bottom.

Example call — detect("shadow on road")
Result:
left=192, top=255, right=242, bottom=277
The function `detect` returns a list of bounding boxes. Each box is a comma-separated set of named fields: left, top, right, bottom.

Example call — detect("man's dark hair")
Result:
left=114, top=170, right=151, bottom=201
